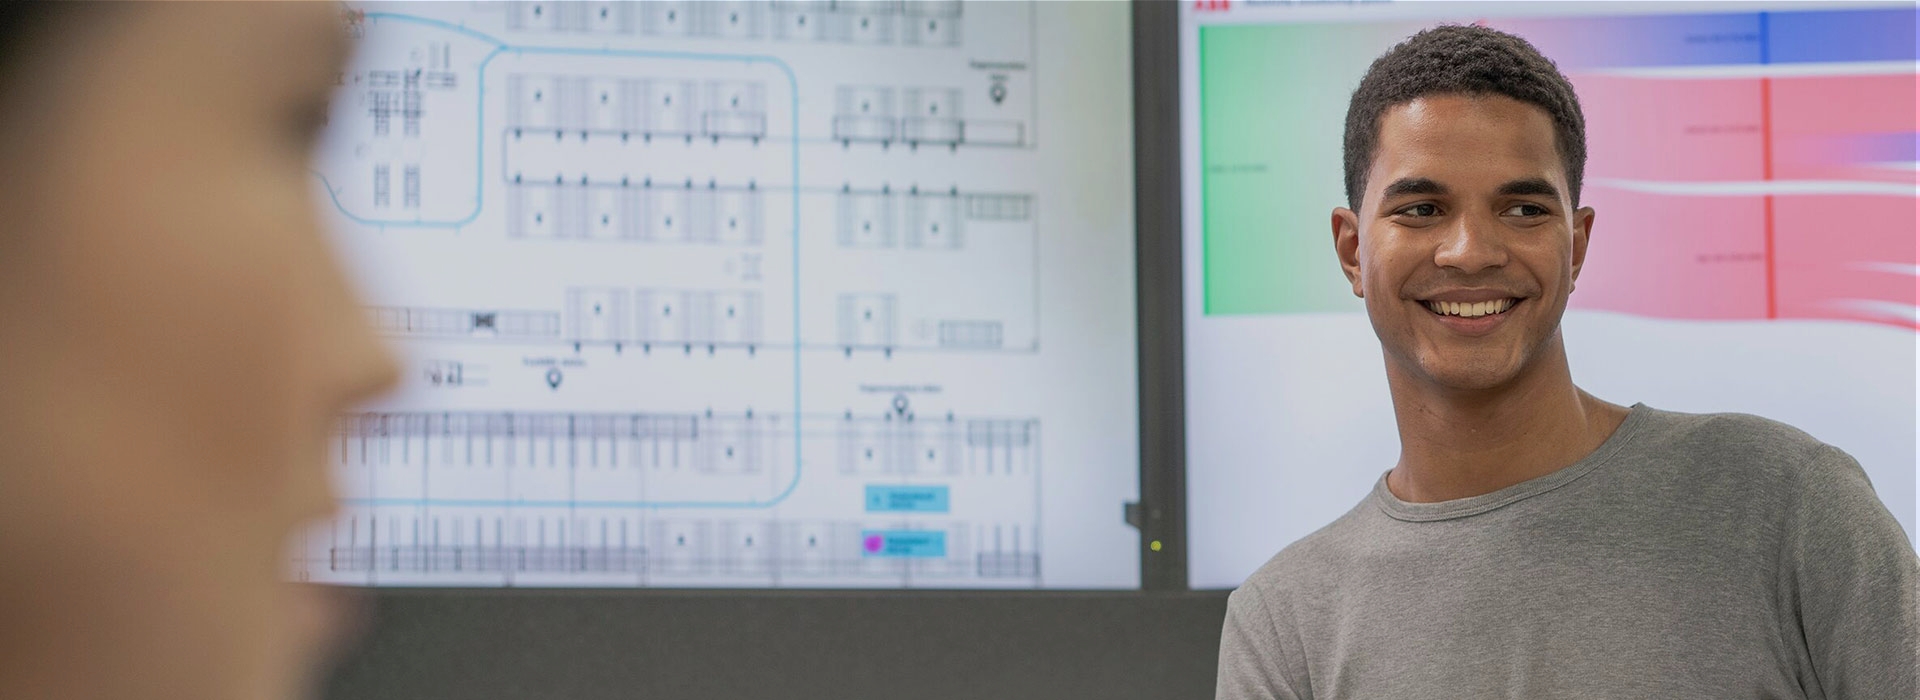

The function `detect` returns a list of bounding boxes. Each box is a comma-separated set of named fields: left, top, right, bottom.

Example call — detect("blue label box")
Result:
left=865, top=485, right=951, bottom=513
left=860, top=530, right=946, bottom=558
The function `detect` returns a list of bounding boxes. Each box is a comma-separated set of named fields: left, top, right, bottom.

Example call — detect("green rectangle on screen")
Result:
left=1200, top=24, right=1393, bottom=315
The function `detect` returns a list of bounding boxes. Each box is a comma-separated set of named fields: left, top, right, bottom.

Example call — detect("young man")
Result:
left=1216, top=25, right=1917, bottom=700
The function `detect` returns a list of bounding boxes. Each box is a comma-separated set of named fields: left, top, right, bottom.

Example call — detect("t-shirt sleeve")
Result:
left=1216, top=580, right=1310, bottom=700
left=1784, top=444, right=1920, bottom=698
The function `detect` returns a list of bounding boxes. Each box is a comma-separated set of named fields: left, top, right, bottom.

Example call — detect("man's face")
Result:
left=1333, top=94, right=1594, bottom=393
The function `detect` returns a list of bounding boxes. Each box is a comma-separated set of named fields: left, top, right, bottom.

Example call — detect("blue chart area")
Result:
left=296, top=1, right=1144, bottom=590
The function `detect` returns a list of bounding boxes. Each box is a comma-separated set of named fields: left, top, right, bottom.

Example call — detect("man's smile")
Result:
left=1420, top=298, right=1517, bottom=318
left=1413, top=290, right=1526, bottom=335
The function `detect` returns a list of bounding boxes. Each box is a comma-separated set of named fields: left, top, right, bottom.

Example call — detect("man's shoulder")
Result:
left=1634, top=404, right=1824, bottom=451
left=1627, top=404, right=1850, bottom=488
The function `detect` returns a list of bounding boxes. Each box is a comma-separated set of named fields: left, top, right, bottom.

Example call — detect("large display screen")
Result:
left=300, top=1, right=1142, bottom=589
left=1181, top=1, right=1917, bottom=589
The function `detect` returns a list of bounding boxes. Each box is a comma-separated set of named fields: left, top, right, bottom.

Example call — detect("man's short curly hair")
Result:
left=1343, top=24, right=1586, bottom=209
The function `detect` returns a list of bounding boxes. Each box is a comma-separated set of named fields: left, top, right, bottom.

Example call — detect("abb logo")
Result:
left=1194, top=0, right=1231, bottom=11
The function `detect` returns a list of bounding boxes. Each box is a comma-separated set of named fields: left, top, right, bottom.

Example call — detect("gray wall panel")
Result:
left=321, top=590, right=1229, bottom=700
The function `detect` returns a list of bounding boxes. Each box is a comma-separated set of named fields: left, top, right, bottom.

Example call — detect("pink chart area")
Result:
left=1568, top=72, right=1917, bottom=328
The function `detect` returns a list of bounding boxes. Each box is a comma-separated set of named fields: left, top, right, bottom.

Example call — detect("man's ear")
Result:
left=1332, top=207, right=1363, bottom=298
left=1570, top=205, right=1595, bottom=290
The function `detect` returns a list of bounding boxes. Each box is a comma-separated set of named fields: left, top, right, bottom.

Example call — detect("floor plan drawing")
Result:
left=305, top=1, right=1139, bottom=589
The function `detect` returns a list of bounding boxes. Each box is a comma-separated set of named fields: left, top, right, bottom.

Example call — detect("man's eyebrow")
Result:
left=1380, top=178, right=1447, bottom=199
left=1497, top=178, right=1560, bottom=198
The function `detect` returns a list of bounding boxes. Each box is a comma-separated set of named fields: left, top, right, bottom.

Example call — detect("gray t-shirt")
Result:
left=1216, top=404, right=1919, bottom=700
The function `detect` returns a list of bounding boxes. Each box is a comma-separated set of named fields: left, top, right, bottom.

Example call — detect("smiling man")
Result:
left=1214, top=25, right=1918, bottom=700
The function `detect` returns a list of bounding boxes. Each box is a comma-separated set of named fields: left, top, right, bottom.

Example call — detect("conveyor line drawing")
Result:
left=507, top=73, right=768, bottom=142
left=334, top=411, right=775, bottom=475
left=504, top=1, right=966, bottom=48
left=314, top=517, right=1037, bottom=582
left=367, top=306, right=564, bottom=340
left=832, top=84, right=1025, bottom=148
left=836, top=187, right=1033, bottom=251
left=332, top=409, right=1034, bottom=487
left=562, top=287, right=770, bottom=348
left=632, top=289, right=766, bottom=348
left=308, top=406, right=1041, bottom=584
left=835, top=412, right=1037, bottom=477
left=506, top=181, right=766, bottom=244
left=372, top=290, right=769, bottom=349
left=372, top=270, right=1031, bottom=355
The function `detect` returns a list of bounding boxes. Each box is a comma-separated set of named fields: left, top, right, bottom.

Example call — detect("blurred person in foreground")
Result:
left=0, top=3, right=396, bottom=699
left=1216, top=25, right=1917, bottom=700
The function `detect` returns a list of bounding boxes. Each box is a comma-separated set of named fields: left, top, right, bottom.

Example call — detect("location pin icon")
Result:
left=545, top=367, right=563, bottom=390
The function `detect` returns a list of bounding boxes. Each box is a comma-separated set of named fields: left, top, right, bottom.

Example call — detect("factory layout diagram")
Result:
left=301, top=1, right=1118, bottom=589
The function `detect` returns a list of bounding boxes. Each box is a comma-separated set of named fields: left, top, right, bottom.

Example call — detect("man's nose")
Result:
left=1432, top=210, right=1509, bottom=274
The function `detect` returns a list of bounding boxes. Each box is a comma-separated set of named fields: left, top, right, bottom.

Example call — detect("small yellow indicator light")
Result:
left=1149, top=540, right=1163, bottom=552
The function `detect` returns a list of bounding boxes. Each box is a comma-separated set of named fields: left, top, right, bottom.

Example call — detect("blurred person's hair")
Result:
left=1343, top=24, right=1587, bottom=209
left=0, top=3, right=72, bottom=86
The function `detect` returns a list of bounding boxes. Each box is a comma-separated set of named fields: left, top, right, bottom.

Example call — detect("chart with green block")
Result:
left=1199, top=23, right=1397, bottom=316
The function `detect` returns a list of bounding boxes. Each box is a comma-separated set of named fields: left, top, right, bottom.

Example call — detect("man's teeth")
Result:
left=1423, top=299, right=1516, bottom=318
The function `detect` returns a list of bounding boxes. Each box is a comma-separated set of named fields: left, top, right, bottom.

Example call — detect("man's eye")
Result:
left=1397, top=203, right=1440, bottom=217
left=1502, top=203, right=1549, bottom=217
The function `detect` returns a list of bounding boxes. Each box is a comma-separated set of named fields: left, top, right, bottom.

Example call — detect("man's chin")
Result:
left=1412, top=355, right=1525, bottom=393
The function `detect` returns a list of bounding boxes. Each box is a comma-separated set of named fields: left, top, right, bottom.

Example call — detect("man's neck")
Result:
left=1383, top=337, right=1629, bottom=503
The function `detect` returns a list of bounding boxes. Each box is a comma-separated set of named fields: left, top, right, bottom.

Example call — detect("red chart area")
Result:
left=1571, top=71, right=1918, bottom=328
